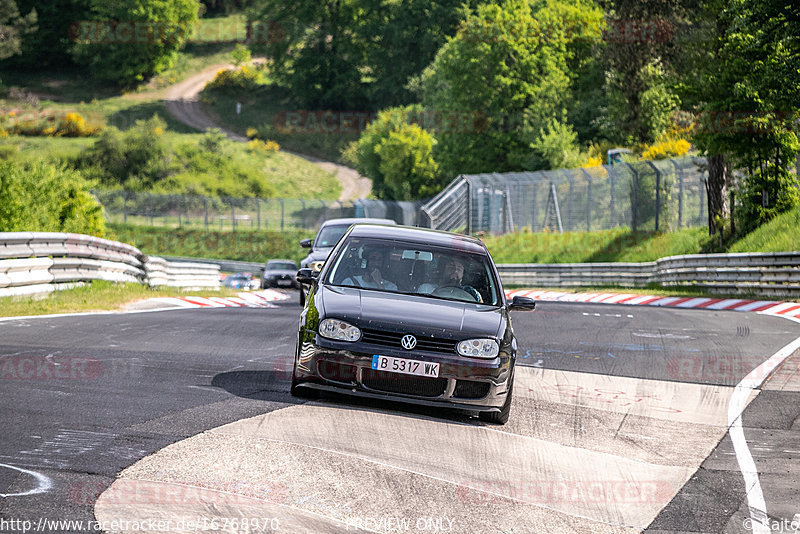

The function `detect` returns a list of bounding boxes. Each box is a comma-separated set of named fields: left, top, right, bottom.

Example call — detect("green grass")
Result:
left=203, top=86, right=359, bottom=163
left=729, top=206, right=800, bottom=253
left=108, top=223, right=315, bottom=263
left=0, top=13, right=342, bottom=201
left=0, top=280, right=238, bottom=318
left=482, top=227, right=713, bottom=264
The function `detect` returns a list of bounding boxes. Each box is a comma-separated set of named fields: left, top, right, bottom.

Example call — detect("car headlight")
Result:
left=457, top=338, right=499, bottom=359
left=319, top=319, right=361, bottom=342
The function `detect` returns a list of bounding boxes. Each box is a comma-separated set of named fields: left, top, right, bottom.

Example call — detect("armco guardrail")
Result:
left=498, top=252, right=800, bottom=297
left=0, top=232, right=220, bottom=297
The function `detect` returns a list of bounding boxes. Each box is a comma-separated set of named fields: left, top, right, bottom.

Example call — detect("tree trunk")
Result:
left=707, top=153, right=728, bottom=235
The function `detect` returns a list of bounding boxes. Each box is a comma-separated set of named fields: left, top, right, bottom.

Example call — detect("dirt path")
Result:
left=162, top=63, right=372, bottom=201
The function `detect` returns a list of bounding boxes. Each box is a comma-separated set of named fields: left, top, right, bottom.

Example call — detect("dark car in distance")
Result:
left=291, top=224, right=535, bottom=424
left=298, top=217, right=396, bottom=305
left=262, top=259, right=300, bottom=289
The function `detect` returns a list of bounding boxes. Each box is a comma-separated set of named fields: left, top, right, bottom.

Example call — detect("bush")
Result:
left=0, top=111, right=100, bottom=137
left=205, top=65, right=265, bottom=93
left=641, top=137, right=691, bottom=160
left=0, top=160, right=105, bottom=235
left=77, top=115, right=171, bottom=189
left=345, top=105, right=441, bottom=200
left=70, top=0, right=200, bottom=86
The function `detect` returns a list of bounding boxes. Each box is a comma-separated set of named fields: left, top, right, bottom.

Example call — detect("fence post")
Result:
left=625, top=163, right=639, bottom=231
left=231, top=199, right=236, bottom=231
left=579, top=168, right=593, bottom=231
left=670, top=159, right=684, bottom=228
left=645, top=161, right=660, bottom=231
left=567, top=173, right=574, bottom=231
left=532, top=182, right=538, bottom=232
left=610, top=166, right=616, bottom=228
left=177, top=195, right=182, bottom=227
left=700, top=174, right=706, bottom=223
left=148, top=193, right=154, bottom=226
left=123, top=193, right=128, bottom=224
left=299, top=199, right=306, bottom=229
left=204, top=196, right=209, bottom=231
left=257, top=198, right=261, bottom=229
left=466, top=179, right=473, bottom=234
left=280, top=199, right=285, bottom=231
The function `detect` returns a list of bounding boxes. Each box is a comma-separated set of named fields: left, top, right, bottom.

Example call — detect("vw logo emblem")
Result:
left=401, top=334, right=417, bottom=350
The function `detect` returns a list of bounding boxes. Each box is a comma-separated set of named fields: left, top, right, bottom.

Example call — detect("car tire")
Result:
left=479, top=374, right=513, bottom=425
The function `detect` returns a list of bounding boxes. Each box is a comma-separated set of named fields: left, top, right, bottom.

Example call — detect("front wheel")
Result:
left=479, top=374, right=513, bottom=425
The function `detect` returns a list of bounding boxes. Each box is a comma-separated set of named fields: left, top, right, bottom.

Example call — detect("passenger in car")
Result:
left=341, top=247, right=398, bottom=290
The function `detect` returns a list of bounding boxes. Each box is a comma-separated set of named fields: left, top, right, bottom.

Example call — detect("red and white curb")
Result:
left=505, top=289, right=800, bottom=319
left=150, top=289, right=291, bottom=310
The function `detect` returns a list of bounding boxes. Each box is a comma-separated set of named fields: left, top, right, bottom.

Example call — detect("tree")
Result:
left=345, top=105, right=440, bottom=200
left=418, top=0, right=597, bottom=178
left=0, top=0, right=37, bottom=60
left=250, top=0, right=369, bottom=110
left=690, top=0, right=800, bottom=236
left=71, top=0, right=200, bottom=86
left=599, top=0, right=687, bottom=143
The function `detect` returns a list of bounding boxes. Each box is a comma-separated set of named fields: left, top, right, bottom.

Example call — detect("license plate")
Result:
left=277, top=279, right=292, bottom=286
left=371, top=355, right=440, bottom=377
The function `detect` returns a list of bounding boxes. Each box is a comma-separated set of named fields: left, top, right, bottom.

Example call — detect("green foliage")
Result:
left=691, top=0, right=800, bottom=234
left=526, top=118, right=584, bottom=170
left=0, top=160, right=105, bottom=235
left=638, top=61, right=680, bottom=142
left=0, top=0, right=37, bottom=60
left=418, top=0, right=593, bottom=178
left=735, top=163, right=800, bottom=235
left=71, top=0, right=200, bottom=86
left=230, top=43, right=251, bottom=66
left=77, top=115, right=171, bottom=189
left=345, top=105, right=440, bottom=200
left=203, top=64, right=265, bottom=93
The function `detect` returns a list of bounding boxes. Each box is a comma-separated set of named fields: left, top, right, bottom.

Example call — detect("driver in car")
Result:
left=341, top=247, right=398, bottom=290
left=418, top=255, right=483, bottom=302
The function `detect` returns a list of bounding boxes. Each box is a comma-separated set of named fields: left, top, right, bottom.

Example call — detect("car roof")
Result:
left=319, top=217, right=396, bottom=228
left=345, top=225, right=488, bottom=255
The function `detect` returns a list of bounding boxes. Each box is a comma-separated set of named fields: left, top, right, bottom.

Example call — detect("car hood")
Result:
left=319, top=285, right=505, bottom=339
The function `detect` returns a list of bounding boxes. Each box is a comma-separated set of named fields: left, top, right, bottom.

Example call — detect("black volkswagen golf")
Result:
left=291, top=224, right=535, bottom=424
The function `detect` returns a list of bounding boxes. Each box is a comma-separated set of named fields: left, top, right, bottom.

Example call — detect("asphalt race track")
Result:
left=1, top=298, right=799, bottom=533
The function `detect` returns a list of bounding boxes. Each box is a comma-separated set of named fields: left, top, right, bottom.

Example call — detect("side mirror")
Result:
left=300, top=238, right=313, bottom=248
left=296, top=268, right=319, bottom=285
left=508, top=295, right=536, bottom=311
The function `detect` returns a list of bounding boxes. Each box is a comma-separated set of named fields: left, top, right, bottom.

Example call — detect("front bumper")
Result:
left=292, top=337, right=513, bottom=413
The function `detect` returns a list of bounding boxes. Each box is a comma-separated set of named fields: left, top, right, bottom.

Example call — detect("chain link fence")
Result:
left=421, top=156, right=708, bottom=235
left=93, top=191, right=425, bottom=230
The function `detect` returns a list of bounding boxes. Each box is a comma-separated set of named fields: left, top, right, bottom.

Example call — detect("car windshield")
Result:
left=266, top=262, right=296, bottom=271
left=324, top=237, right=500, bottom=306
left=314, top=225, right=350, bottom=248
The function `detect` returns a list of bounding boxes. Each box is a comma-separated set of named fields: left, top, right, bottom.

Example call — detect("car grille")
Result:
left=318, top=360, right=357, bottom=384
left=453, top=380, right=491, bottom=399
left=361, top=369, right=447, bottom=397
left=361, top=329, right=455, bottom=354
